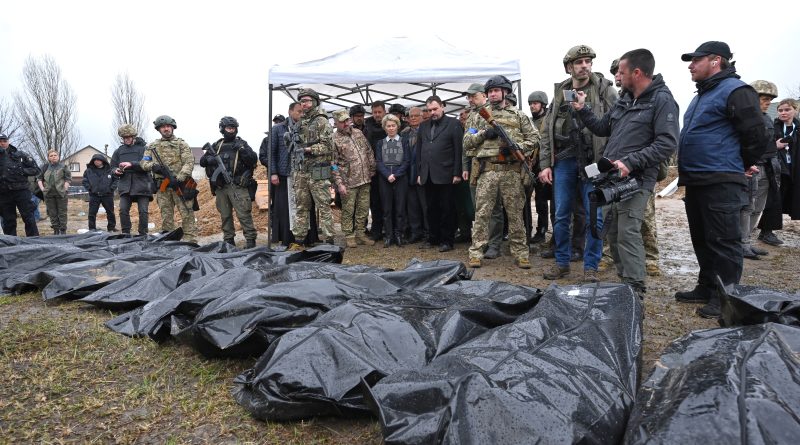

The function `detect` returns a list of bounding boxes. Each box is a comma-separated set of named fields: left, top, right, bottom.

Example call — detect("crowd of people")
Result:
left=1, top=40, right=799, bottom=320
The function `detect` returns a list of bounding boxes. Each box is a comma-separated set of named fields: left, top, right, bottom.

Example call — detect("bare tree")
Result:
left=14, top=54, right=80, bottom=163
left=111, top=72, right=148, bottom=141
left=0, top=98, right=24, bottom=144
left=785, top=83, right=800, bottom=100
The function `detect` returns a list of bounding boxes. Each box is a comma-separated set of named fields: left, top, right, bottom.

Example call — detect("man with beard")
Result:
left=538, top=45, right=618, bottom=282
left=574, top=48, right=679, bottom=298
left=674, top=41, right=768, bottom=318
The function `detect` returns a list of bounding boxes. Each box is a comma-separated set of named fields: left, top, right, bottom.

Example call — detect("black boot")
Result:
left=697, top=296, right=721, bottom=319
left=245, top=239, right=256, bottom=249
left=674, top=285, right=712, bottom=303
left=394, top=233, right=404, bottom=247
left=224, top=238, right=236, bottom=246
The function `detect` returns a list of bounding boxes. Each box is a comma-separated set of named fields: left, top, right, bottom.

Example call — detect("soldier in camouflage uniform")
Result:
left=140, top=115, right=198, bottom=242
left=290, top=89, right=335, bottom=246
left=465, top=75, right=539, bottom=269
left=528, top=91, right=552, bottom=245
left=200, top=116, right=258, bottom=248
left=331, top=109, right=376, bottom=248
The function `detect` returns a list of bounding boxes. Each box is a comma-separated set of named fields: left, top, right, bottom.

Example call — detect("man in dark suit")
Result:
left=416, top=96, right=465, bottom=252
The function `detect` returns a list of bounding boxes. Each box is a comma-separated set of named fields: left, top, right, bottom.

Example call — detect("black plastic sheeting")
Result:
left=170, top=260, right=471, bottom=358
left=79, top=245, right=344, bottom=310
left=362, top=283, right=643, bottom=445
left=717, top=283, right=800, bottom=328
left=232, top=280, right=542, bottom=421
left=623, top=323, right=800, bottom=444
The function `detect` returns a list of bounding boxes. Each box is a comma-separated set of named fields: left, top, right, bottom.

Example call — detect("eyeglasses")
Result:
left=299, top=99, right=314, bottom=103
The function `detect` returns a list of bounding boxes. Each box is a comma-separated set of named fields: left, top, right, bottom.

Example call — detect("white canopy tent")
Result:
left=268, top=36, right=522, bottom=117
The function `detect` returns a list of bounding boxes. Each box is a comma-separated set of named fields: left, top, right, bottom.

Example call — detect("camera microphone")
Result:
left=584, top=157, right=615, bottom=178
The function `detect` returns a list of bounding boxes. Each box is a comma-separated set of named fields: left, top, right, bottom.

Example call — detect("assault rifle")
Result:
left=150, top=147, right=199, bottom=210
left=477, top=107, right=536, bottom=185
left=203, top=142, right=233, bottom=191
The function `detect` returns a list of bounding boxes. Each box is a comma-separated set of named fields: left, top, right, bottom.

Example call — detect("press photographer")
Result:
left=571, top=48, right=679, bottom=297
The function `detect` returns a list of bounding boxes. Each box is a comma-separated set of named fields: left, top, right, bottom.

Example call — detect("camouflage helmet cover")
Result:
left=153, top=115, right=177, bottom=130
left=750, top=80, right=778, bottom=99
left=610, top=59, right=620, bottom=76
left=527, top=91, right=548, bottom=105
left=297, top=88, right=320, bottom=103
left=563, top=45, right=597, bottom=73
left=117, top=124, right=138, bottom=138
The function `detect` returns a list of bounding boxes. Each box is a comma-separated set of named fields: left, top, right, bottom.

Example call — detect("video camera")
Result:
left=585, top=157, right=640, bottom=205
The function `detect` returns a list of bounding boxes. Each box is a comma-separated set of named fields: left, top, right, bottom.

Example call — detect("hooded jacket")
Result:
left=577, top=74, right=679, bottom=191
left=82, top=153, right=118, bottom=196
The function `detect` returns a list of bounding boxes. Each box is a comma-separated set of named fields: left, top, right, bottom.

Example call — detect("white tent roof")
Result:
left=269, top=36, right=520, bottom=85
left=268, top=36, right=521, bottom=113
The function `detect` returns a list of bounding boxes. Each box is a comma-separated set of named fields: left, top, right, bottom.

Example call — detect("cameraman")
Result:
left=572, top=49, right=678, bottom=297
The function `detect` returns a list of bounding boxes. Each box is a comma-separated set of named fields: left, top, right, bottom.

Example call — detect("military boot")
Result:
left=697, top=296, right=721, bottom=319
left=543, top=264, right=570, bottom=280
left=468, top=257, right=482, bottom=268
left=514, top=257, right=531, bottom=269
left=674, top=285, right=711, bottom=303
left=356, top=235, right=375, bottom=246
left=346, top=237, right=358, bottom=248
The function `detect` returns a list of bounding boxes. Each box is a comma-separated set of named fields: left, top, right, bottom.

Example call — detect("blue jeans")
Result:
left=553, top=157, right=603, bottom=269
left=31, top=194, right=41, bottom=221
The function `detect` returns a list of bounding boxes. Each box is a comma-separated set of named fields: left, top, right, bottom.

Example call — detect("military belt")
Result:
left=484, top=162, right=521, bottom=172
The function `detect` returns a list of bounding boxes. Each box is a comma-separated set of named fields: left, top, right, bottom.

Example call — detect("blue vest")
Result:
left=679, top=77, right=746, bottom=174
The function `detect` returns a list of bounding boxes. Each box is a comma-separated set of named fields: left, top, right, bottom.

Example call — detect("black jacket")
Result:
left=578, top=74, right=679, bottom=191
left=200, top=136, right=258, bottom=190
left=415, top=116, right=464, bottom=185
left=111, top=143, right=153, bottom=197
left=0, top=144, right=41, bottom=192
left=82, top=154, right=118, bottom=196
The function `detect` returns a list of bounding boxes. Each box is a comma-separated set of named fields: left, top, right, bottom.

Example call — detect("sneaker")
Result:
left=645, top=262, right=661, bottom=276
left=543, top=264, right=570, bottom=280
left=674, top=285, right=711, bottom=303
left=697, top=297, right=721, bottom=319
left=530, top=231, right=546, bottom=244
left=759, top=231, right=784, bottom=246
left=484, top=246, right=501, bottom=259
left=515, top=257, right=531, bottom=269
left=583, top=269, right=599, bottom=283
left=742, top=245, right=760, bottom=260
left=468, top=257, right=481, bottom=268
left=750, top=245, right=768, bottom=256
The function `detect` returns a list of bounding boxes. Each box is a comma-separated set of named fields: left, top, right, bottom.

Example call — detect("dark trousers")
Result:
left=369, top=176, right=383, bottom=237
left=88, top=194, right=116, bottom=230
left=406, top=183, right=428, bottom=237
left=379, top=176, right=408, bottom=237
left=0, top=188, right=39, bottom=237
left=455, top=180, right=474, bottom=238
left=685, top=182, right=748, bottom=288
left=534, top=182, right=552, bottom=233
left=523, top=183, right=534, bottom=241
left=119, top=194, right=150, bottom=235
left=424, top=182, right=456, bottom=246
left=270, top=177, right=294, bottom=246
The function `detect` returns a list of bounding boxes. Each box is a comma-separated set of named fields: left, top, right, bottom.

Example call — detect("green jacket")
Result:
left=38, top=162, right=72, bottom=197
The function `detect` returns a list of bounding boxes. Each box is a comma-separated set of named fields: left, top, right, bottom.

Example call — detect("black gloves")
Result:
left=151, top=164, right=167, bottom=175
left=484, top=128, right=498, bottom=140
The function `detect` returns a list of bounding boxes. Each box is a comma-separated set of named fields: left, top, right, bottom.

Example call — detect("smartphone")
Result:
left=563, top=90, right=577, bottom=102
left=780, top=137, right=792, bottom=143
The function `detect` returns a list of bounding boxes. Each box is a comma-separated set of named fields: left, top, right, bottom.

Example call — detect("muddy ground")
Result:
left=1, top=180, right=798, bottom=444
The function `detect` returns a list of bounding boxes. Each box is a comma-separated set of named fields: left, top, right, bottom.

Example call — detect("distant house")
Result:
left=62, top=145, right=108, bottom=185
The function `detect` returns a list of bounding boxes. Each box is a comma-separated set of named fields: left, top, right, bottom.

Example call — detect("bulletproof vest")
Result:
left=554, top=85, right=595, bottom=150
left=383, top=138, right=403, bottom=166
left=217, top=141, right=239, bottom=175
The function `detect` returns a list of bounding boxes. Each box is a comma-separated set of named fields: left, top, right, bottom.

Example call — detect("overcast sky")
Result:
left=2, top=0, right=798, bottom=154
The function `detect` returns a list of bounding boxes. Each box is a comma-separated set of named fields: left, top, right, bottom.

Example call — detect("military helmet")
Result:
left=117, top=124, right=138, bottom=138
left=389, top=103, right=406, bottom=115
left=484, top=75, right=513, bottom=93
left=750, top=80, right=778, bottom=99
left=219, top=116, right=239, bottom=129
left=153, top=115, right=177, bottom=130
left=563, top=45, right=596, bottom=73
left=297, top=88, right=320, bottom=103
left=505, top=92, right=518, bottom=106
left=610, top=59, right=620, bottom=76
left=528, top=91, right=548, bottom=105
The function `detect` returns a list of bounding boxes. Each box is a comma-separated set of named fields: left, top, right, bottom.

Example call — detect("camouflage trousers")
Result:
left=157, top=188, right=197, bottom=242
left=292, top=171, right=333, bottom=240
left=341, top=183, right=370, bottom=237
left=469, top=170, right=527, bottom=261
left=215, top=183, right=256, bottom=242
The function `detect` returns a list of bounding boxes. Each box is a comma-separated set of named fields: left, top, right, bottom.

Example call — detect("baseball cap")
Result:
left=681, top=41, right=732, bottom=61
left=332, top=109, right=350, bottom=123
left=272, top=114, right=286, bottom=123
left=0, top=133, right=8, bottom=140
left=464, top=83, right=484, bottom=95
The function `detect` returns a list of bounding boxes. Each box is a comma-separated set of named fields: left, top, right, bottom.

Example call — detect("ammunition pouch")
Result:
left=469, top=158, right=481, bottom=187
left=310, top=163, right=331, bottom=181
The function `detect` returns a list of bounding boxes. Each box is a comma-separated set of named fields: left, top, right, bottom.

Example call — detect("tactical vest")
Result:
left=474, top=106, right=527, bottom=159
left=383, top=138, right=403, bottom=166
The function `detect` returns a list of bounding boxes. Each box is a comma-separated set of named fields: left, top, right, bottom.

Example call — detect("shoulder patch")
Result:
left=142, top=156, right=152, bottom=161
left=666, top=113, right=675, bottom=122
